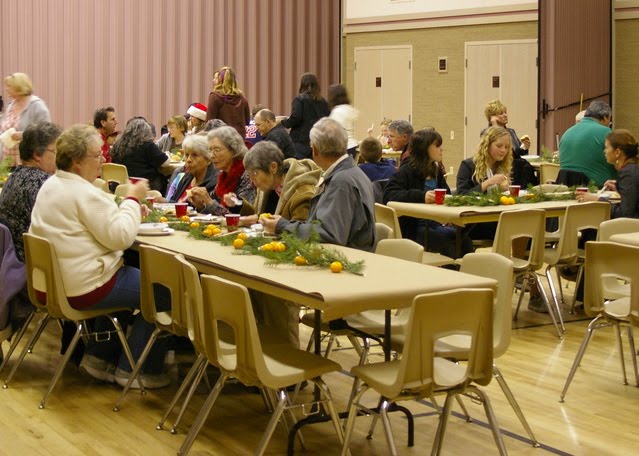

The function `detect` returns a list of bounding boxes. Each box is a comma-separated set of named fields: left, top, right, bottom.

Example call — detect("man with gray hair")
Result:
left=387, top=119, right=413, bottom=162
left=254, top=109, right=296, bottom=159
left=261, top=117, right=376, bottom=251
left=559, top=100, right=616, bottom=187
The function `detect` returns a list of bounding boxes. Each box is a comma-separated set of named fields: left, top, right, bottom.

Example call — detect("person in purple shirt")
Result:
left=358, top=137, right=396, bottom=182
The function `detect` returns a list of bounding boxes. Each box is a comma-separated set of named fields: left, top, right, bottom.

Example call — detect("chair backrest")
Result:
left=101, top=163, right=129, bottom=185
left=22, top=233, right=85, bottom=321
left=585, top=242, right=639, bottom=319
left=376, top=238, right=423, bottom=263
left=176, top=254, right=207, bottom=355
left=539, top=163, right=560, bottom=184
left=372, top=179, right=389, bottom=204
left=139, top=245, right=187, bottom=334
left=549, top=202, right=610, bottom=264
left=492, top=209, right=546, bottom=270
left=92, top=177, right=109, bottom=192
left=391, top=288, right=493, bottom=398
left=200, top=274, right=265, bottom=385
left=460, top=253, right=514, bottom=358
left=597, top=218, right=639, bottom=241
left=374, top=203, right=402, bottom=239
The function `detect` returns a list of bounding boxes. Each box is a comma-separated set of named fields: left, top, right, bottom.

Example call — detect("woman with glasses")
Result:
left=188, top=126, right=256, bottom=215
left=29, top=124, right=171, bottom=389
left=165, top=134, right=217, bottom=203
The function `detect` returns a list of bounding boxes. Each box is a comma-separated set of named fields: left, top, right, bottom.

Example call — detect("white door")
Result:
left=465, top=40, right=538, bottom=158
left=354, top=46, right=412, bottom=143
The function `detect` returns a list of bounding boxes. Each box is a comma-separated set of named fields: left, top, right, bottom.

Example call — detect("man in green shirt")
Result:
left=559, top=100, right=616, bottom=187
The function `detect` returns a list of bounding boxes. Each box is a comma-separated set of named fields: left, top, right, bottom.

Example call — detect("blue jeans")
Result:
left=84, top=266, right=170, bottom=375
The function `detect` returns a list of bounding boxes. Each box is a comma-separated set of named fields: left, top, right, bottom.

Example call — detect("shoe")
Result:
left=558, top=266, right=578, bottom=282
left=527, top=296, right=549, bottom=314
left=114, top=367, right=171, bottom=389
left=80, top=354, right=116, bottom=382
left=515, top=276, right=525, bottom=291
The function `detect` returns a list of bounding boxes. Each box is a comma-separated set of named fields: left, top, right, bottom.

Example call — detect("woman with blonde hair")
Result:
left=457, top=126, right=512, bottom=195
left=206, top=66, right=250, bottom=138
left=0, top=73, right=51, bottom=166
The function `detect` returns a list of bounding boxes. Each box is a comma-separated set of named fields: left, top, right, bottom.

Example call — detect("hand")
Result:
left=128, top=179, right=149, bottom=202
left=484, top=174, right=509, bottom=191
left=188, top=187, right=213, bottom=210
left=259, top=214, right=281, bottom=234
left=576, top=192, right=599, bottom=203
left=520, top=135, right=531, bottom=150
left=425, top=190, right=436, bottom=204
left=367, top=123, right=374, bottom=136
left=140, top=204, right=150, bottom=218
left=490, top=115, right=500, bottom=127
left=223, top=192, right=241, bottom=207
left=240, top=215, right=258, bottom=227
left=603, top=180, right=617, bottom=192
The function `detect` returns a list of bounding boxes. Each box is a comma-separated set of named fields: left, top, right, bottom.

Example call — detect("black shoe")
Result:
left=558, top=266, right=578, bottom=282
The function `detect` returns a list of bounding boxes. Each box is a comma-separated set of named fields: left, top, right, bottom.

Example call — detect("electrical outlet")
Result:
left=449, top=166, right=454, bottom=176
left=450, top=130, right=455, bottom=140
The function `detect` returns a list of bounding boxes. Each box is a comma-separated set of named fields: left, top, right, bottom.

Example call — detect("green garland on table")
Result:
left=445, top=186, right=581, bottom=207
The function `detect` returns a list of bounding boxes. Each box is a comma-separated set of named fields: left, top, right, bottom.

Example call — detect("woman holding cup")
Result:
left=383, top=128, right=473, bottom=258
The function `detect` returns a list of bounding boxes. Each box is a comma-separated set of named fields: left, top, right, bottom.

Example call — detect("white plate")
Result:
left=138, top=228, right=175, bottom=236
left=139, top=222, right=168, bottom=234
left=191, top=215, right=223, bottom=224
left=600, top=191, right=621, bottom=200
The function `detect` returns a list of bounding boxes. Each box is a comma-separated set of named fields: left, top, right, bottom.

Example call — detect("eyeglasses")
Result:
left=45, top=147, right=57, bottom=156
left=209, top=146, right=226, bottom=156
left=87, top=151, right=103, bottom=160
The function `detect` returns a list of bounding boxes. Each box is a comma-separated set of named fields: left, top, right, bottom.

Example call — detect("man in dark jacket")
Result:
left=254, top=109, right=296, bottom=159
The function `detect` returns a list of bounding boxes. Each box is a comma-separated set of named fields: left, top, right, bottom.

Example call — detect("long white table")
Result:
left=135, top=231, right=496, bottom=321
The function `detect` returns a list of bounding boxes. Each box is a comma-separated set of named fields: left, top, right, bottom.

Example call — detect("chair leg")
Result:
left=28, top=313, right=51, bottom=353
left=0, top=311, right=35, bottom=375
left=614, top=323, right=628, bottom=386
left=156, top=353, right=205, bottom=431
left=314, top=378, right=346, bottom=447
left=113, top=327, right=162, bottom=411
left=560, top=315, right=607, bottom=402
left=512, top=274, right=530, bottom=321
left=39, top=320, right=84, bottom=409
left=627, top=325, right=639, bottom=387
left=569, top=264, right=584, bottom=313
left=255, top=389, right=287, bottom=456
left=468, top=385, right=508, bottom=456
left=454, top=395, right=472, bottom=422
left=177, top=372, right=229, bottom=456
left=380, top=399, right=398, bottom=456
left=171, top=357, right=209, bottom=434
left=431, top=392, right=454, bottom=456
left=545, top=266, right=562, bottom=316
left=493, top=364, right=539, bottom=446
left=536, top=274, right=564, bottom=337
left=108, top=315, right=146, bottom=395
left=340, top=385, right=369, bottom=456
left=3, top=314, right=50, bottom=388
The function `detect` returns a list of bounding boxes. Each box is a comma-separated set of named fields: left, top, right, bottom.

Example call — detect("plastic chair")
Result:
left=539, top=163, right=560, bottom=184
left=436, top=253, right=539, bottom=446
left=597, top=218, right=639, bottom=299
left=543, top=202, right=610, bottom=314
left=374, top=203, right=453, bottom=267
left=113, top=245, right=190, bottom=411
left=13, top=233, right=140, bottom=409
left=101, top=163, right=129, bottom=188
left=492, top=209, right=562, bottom=337
left=340, top=288, right=505, bottom=456
left=560, top=241, right=639, bottom=402
left=177, top=274, right=344, bottom=456
left=92, top=177, right=109, bottom=192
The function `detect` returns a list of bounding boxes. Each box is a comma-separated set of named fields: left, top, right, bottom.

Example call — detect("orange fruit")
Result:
left=190, top=222, right=200, bottom=229
left=260, top=213, right=272, bottom=219
left=211, top=227, right=222, bottom=235
left=294, top=256, right=307, bottom=266
left=508, top=196, right=516, bottom=205
left=232, top=238, right=245, bottom=249
left=261, top=243, right=274, bottom=252
left=236, top=232, right=248, bottom=241
left=329, top=261, right=343, bottom=273
left=203, top=229, right=214, bottom=237
left=273, top=242, right=286, bottom=252
left=159, top=216, right=168, bottom=223
left=180, top=215, right=191, bottom=222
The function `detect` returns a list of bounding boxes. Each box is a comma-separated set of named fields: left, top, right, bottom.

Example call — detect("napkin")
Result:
left=0, top=128, right=18, bottom=149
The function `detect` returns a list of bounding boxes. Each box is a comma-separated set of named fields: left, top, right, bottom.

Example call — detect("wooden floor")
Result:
left=1, top=284, right=638, bottom=456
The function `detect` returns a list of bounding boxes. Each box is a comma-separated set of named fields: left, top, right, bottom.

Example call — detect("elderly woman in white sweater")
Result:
left=29, top=124, right=170, bottom=389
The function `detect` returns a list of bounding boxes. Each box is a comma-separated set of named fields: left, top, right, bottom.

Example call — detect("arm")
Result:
left=383, top=166, right=426, bottom=204
left=281, top=97, right=303, bottom=129
left=79, top=193, right=141, bottom=251
left=456, top=160, right=482, bottom=194
left=206, top=92, right=219, bottom=121
left=612, top=169, right=639, bottom=218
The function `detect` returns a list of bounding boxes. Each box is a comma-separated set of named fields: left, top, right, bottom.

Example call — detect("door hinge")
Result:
left=465, top=58, right=468, bottom=68
left=354, top=62, right=357, bottom=71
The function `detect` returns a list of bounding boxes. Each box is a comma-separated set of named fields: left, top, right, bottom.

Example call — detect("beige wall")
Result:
left=343, top=22, right=537, bottom=180
left=615, top=18, right=639, bottom=134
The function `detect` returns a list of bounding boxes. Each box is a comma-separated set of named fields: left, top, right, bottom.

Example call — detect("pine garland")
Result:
left=445, top=185, right=582, bottom=207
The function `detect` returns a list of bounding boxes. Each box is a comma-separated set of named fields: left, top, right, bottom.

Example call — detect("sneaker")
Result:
left=527, top=296, right=549, bottom=314
left=114, top=367, right=171, bottom=389
left=80, top=354, right=116, bottom=382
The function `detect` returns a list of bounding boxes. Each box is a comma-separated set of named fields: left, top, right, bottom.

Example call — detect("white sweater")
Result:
left=330, top=104, right=359, bottom=150
left=29, top=170, right=141, bottom=297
